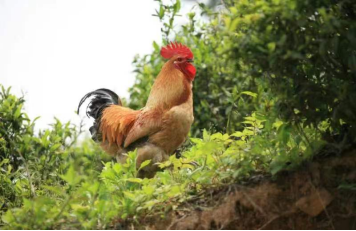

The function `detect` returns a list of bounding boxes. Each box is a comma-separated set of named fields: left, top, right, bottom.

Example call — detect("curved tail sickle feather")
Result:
left=77, top=88, right=122, bottom=141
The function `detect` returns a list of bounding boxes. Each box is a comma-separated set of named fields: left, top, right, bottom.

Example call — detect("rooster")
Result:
left=78, top=42, right=196, bottom=178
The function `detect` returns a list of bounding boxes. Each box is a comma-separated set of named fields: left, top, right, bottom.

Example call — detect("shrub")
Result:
left=0, top=82, right=322, bottom=229
left=0, top=85, right=109, bottom=227
left=129, top=0, right=356, bottom=141
left=2, top=0, right=355, bottom=228
left=223, top=0, right=356, bottom=138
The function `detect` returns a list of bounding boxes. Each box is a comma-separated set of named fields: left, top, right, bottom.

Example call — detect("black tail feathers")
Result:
left=77, top=88, right=122, bottom=141
left=77, top=88, right=121, bottom=119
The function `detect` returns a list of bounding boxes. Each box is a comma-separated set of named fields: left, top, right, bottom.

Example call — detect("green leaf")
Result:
left=173, top=0, right=181, bottom=14
left=270, top=160, right=285, bottom=175
left=190, top=138, right=202, bottom=144
left=126, top=178, right=143, bottom=184
left=167, top=185, right=181, bottom=197
left=241, top=91, right=257, bottom=98
left=138, top=159, right=151, bottom=171
left=158, top=5, right=165, bottom=19
left=123, top=191, right=137, bottom=201
left=2, top=210, right=15, bottom=224
left=338, top=183, right=356, bottom=191
left=203, top=129, right=209, bottom=141
left=0, top=158, right=9, bottom=166
left=277, top=124, right=291, bottom=144
left=42, top=185, right=66, bottom=196
left=60, top=166, right=80, bottom=186
left=231, top=131, right=243, bottom=137
left=14, top=104, right=22, bottom=118
left=142, top=185, right=155, bottom=195
left=153, top=41, right=160, bottom=51
left=267, top=42, right=276, bottom=52
left=50, top=143, right=61, bottom=152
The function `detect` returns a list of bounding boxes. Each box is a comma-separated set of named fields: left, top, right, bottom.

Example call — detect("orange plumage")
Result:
left=78, top=42, right=196, bottom=178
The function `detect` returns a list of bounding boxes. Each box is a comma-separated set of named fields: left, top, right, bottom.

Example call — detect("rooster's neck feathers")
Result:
left=146, top=60, right=191, bottom=109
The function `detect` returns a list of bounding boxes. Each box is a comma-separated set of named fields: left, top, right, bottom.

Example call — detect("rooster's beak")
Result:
left=187, top=59, right=194, bottom=63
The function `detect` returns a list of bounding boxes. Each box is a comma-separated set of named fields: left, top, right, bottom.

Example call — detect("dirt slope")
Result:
left=121, top=150, right=356, bottom=229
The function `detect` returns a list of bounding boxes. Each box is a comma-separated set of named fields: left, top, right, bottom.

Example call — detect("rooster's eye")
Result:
left=177, top=57, right=183, bottom=62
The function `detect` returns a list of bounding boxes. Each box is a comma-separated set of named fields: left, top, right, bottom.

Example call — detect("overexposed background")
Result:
left=0, top=0, right=199, bottom=133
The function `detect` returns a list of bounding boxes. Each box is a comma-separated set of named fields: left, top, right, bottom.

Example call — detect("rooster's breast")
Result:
left=149, top=98, right=194, bottom=154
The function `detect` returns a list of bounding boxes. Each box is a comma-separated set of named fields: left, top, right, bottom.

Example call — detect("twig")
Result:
left=18, top=151, right=36, bottom=198
left=52, top=195, right=72, bottom=224
left=240, top=190, right=265, bottom=215
left=296, top=122, right=312, bottom=150
left=258, top=209, right=296, bottom=230
left=167, top=214, right=188, bottom=230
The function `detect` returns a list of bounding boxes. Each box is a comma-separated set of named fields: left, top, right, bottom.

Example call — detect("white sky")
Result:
left=0, top=0, right=199, bottom=134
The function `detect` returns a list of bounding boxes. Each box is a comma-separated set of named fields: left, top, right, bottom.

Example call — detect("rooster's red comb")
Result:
left=160, top=42, right=193, bottom=59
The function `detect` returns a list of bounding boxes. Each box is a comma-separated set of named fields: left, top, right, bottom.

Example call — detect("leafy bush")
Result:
left=1, top=0, right=355, bottom=228
left=222, top=0, right=356, bottom=138
left=1, top=84, right=325, bottom=229
left=129, top=0, right=259, bottom=136
left=129, top=0, right=356, bottom=140
left=0, top=85, right=110, bottom=228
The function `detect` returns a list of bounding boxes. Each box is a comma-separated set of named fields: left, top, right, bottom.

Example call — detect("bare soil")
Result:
left=120, top=149, right=356, bottom=229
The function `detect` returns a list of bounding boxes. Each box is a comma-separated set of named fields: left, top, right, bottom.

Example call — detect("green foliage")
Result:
left=1, top=0, right=355, bottom=228
left=222, top=0, right=356, bottom=138
left=129, top=0, right=356, bottom=140
left=129, top=2, right=258, bottom=136
left=1, top=84, right=327, bottom=229
left=0, top=85, right=111, bottom=228
left=338, top=183, right=356, bottom=191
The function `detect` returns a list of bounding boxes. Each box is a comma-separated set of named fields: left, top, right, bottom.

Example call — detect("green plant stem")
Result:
left=17, top=151, right=36, bottom=198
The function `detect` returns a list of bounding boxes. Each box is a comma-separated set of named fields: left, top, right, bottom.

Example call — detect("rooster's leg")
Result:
left=116, top=154, right=127, bottom=164
left=136, top=144, right=168, bottom=178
